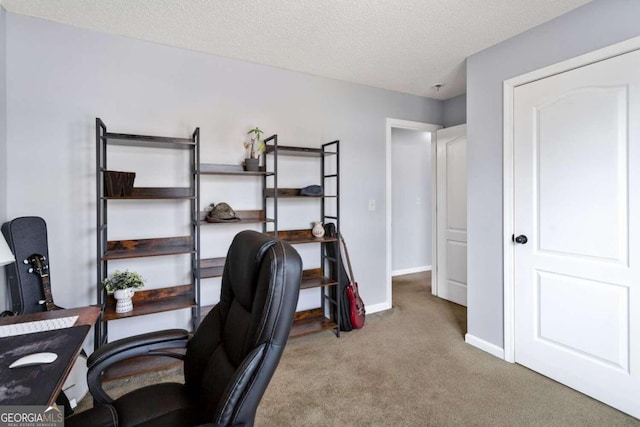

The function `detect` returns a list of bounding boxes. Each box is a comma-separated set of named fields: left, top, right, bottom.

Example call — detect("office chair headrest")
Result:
left=223, top=231, right=277, bottom=310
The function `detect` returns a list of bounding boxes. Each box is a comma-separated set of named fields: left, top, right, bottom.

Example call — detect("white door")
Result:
left=513, top=49, right=640, bottom=418
left=435, top=124, right=467, bottom=306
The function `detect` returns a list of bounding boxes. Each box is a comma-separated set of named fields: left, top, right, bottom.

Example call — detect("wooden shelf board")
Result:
left=103, top=295, right=194, bottom=321
left=102, top=351, right=185, bottom=382
left=301, top=276, right=337, bottom=290
left=200, top=257, right=225, bottom=279
left=201, top=218, right=274, bottom=225
left=103, top=187, right=194, bottom=200
left=301, top=268, right=337, bottom=289
left=103, top=285, right=195, bottom=321
left=200, top=163, right=273, bottom=176
left=265, top=188, right=336, bottom=198
left=265, top=145, right=336, bottom=157
left=290, top=313, right=337, bottom=338
left=267, top=229, right=337, bottom=245
left=199, top=210, right=273, bottom=225
left=190, top=269, right=335, bottom=290
left=103, top=132, right=194, bottom=149
left=267, top=195, right=337, bottom=199
left=102, top=236, right=194, bottom=260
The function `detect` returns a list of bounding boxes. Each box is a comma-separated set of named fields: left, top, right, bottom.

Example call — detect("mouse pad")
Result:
left=0, top=325, right=90, bottom=405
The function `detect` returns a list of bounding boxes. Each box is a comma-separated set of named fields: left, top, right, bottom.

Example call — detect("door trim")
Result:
left=385, top=119, right=441, bottom=312
left=502, top=35, right=640, bottom=363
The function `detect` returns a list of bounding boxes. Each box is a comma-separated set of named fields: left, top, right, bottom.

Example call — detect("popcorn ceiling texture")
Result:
left=2, top=0, right=588, bottom=100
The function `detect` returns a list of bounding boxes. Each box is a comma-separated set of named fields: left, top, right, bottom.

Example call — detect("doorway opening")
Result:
left=391, top=128, right=432, bottom=276
left=385, top=119, right=441, bottom=310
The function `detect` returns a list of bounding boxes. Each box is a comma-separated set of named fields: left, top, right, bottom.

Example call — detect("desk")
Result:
left=0, top=306, right=100, bottom=406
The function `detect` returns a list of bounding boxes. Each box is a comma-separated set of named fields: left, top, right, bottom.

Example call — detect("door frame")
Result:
left=384, top=119, right=441, bottom=312
left=502, top=35, right=640, bottom=363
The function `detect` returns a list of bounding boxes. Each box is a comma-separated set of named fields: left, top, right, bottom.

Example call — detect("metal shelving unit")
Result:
left=95, top=118, right=201, bottom=356
left=265, top=135, right=343, bottom=337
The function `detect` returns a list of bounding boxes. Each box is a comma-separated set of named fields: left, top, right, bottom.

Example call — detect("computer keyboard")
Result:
left=0, top=315, right=79, bottom=338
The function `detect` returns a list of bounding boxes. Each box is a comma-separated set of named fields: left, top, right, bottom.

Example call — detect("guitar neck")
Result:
left=40, top=275, right=56, bottom=311
left=339, top=233, right=356, bottom=283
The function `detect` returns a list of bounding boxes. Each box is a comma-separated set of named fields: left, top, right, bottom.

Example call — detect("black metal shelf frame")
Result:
left=322, top=140, right=341, bottom=338
left=263, top=135, right=278, bottom=237
left=264, top=135, right=342, bottom=337
left=95, top=118, right=201, bottom=350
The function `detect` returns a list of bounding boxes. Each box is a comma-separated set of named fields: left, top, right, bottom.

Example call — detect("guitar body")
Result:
left=323, top=223, right=366, bottom=331
left=1, top=217, right=55, bottom=314
left=346, top=282, right=366, bottom=329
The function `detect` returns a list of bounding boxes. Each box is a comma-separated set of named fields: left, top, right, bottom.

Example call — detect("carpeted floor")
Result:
left=77, top=272, right=640, bottom=426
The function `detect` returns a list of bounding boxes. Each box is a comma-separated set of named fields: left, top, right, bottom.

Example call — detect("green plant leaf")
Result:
left=102, top=269, right=145, bottom=294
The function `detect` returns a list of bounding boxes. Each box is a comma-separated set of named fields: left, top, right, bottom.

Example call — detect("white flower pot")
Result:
left=114, top=288, right=135, bottom=313
left=312, top=221, right=325, bottom=238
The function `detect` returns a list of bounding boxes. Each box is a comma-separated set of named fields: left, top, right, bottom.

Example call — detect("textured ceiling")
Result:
left=2, top=0, right=590, bottom=100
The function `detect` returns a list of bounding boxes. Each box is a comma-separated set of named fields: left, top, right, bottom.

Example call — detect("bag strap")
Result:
left=338, top=232, right=356, bottom=284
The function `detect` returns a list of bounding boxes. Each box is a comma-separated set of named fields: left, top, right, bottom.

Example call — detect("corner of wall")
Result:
left=0, top=5, right=9, bottom=311
left=442, top=94, right=467, bottom=128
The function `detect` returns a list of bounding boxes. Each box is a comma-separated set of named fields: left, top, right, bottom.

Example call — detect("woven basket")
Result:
left=104, top=171, right=136, bottom=197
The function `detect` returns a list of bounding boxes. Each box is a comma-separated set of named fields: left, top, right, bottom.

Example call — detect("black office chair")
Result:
left=67, top=230, right=302, bottom=427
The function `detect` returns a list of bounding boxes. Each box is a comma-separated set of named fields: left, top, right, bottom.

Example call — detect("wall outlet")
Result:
left=368, top=199, right=376, bottom=211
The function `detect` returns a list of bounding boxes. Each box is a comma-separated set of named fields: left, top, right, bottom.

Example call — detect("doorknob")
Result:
left=513, top=234, right=528, bottom=244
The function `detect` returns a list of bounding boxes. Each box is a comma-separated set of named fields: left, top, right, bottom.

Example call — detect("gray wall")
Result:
left=0, top=6, right=7, bottom=311
left=466, top=0, right=640, bottom=347
left=442, top=94, right=466, bottom=128
left=391, top=128, right=431, bottom=273
left=5, top=12, right=442, bottom=338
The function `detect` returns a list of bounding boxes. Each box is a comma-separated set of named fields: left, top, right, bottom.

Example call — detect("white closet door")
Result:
left=513, top=48, right=640, bottom=418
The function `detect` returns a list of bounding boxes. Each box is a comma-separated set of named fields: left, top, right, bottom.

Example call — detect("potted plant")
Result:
left=243, top=127, right=266, bottom=171
left=102, top=270, right=145, bottom=314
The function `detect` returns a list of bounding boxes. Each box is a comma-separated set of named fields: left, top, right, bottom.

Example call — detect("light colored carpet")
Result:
left=77, top=272, right=639, bottom=426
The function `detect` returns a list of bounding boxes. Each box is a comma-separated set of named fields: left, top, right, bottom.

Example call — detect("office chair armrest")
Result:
left=88, top=329, right=190, bottom=405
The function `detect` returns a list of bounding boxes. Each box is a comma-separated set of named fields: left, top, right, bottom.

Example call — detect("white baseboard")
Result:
left=465, top=333, right=505, bottom=360
left=365, top=301, right=392, bottom=314
left=391, top=265, right=432, bottom=277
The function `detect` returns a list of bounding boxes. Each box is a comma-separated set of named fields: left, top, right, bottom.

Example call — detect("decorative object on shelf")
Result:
left=104, top=170, right=136, bottom=197
left=206, top=202, right=241, bottom=223
left=102, top=270, right=145, bottom=314
left=243, top=127, right=266, bottom=171
left=244, top=158, right=259, bottom=171
left=299, top=185, right=323, bottom=196
left=113, top=288, right=135, bottom=313
left=312, top=221, right=325, bottom=238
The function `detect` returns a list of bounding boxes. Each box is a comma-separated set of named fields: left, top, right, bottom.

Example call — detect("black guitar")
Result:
left=26, top=253, right=57, bottom=311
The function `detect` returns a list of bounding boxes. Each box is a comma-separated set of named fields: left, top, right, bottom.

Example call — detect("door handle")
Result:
left=513, top=234, right=528, bottom=244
